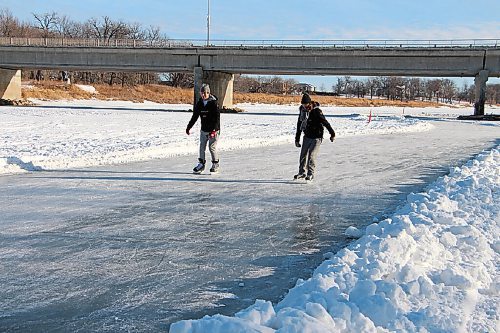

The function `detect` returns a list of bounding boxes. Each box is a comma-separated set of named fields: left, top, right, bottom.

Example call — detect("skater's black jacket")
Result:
left=295, top=104, right=309, bottom=143
left=303, top=103, right=335, bottom=140
left=187, top=95, right=220, bottom=132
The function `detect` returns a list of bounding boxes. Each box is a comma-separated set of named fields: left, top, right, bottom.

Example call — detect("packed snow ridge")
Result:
left=170, top=146, right=499, bottom=333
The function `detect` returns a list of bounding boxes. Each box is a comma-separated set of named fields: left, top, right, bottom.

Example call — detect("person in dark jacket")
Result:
left=294, top=93, right=335, bottom=181
left=186, top=84, right=221, bottom=173
left=295, top=95, right=309, bottom=147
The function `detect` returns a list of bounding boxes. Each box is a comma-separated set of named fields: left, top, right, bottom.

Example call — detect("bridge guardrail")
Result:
left=0, top=37, right=498, bottom=48
left=0, top=37, right=194, bottom=48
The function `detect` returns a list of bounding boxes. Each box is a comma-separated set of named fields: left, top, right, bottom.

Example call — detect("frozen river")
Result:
left=0, top=117, right=498, bottom=332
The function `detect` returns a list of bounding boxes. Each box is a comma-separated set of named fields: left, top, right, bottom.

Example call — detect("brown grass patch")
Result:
left=234, top=92, right=441, bottom=107
left=23, top=82, right=194, bottom=104
left=22, top=81, right=94, bottom=100
left=22, top=82, right=442, bottom=107
left=93, top=84, right=193, bottom=104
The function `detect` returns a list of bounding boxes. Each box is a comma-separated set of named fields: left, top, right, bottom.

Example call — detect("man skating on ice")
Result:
left=186, top=84, right=221, bottom=174
left=294, top=93, right=335, bottom=181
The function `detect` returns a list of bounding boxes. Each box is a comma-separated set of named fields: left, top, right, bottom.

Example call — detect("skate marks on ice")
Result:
left=32, top=171, right=295, bottom=185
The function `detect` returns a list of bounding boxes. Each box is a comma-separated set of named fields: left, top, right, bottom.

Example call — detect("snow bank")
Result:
left=75, top=84, right=98, bottom=94
left=0, top=102, right=435, bottom=175
left=170, top=146, right=499, bottom=333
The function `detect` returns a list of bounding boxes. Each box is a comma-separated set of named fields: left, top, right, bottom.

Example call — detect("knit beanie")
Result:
left=301, top=93, right=312, bottom=104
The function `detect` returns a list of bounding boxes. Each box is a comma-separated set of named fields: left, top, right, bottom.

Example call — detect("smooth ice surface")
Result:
left=0, top=101, right=498, bottom=332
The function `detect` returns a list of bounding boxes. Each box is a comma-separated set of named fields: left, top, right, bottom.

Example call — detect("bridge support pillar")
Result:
left=193, top=67, right=204, bottom=107
left=205, top=71, right=234, bottom=110
left=473, top=70, right=488, bottom=116
left=193, top=67, right=234, bottom=110
left=0, top=68, right=21, bottom=100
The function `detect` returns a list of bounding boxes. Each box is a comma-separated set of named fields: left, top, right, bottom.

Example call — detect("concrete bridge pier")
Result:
left=193, top=67, right=234, bottom=110
left=473, top=70, right=488, bottom=116
left=0, top=68, right=21, bottom=100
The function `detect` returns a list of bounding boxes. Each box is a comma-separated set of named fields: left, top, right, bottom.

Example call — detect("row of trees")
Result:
left=234, top=75, right=300, bottom=94
left=332, top=76, right=473, bottom=103
left=331, top=76, right=500, bottom=105
left=0, top=8, right=165, bottom=43
left=235, top=75, right=500, bottom=105
left=24, top=69, right=196, bottom=88
left=25, top=70, right=163, bottom=87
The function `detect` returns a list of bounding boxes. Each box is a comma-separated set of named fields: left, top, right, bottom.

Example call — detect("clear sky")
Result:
left=2, top=0, right=499, bottom=89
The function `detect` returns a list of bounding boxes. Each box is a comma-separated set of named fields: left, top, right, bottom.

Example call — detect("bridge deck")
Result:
left=1, top=39, right=499, bottom=77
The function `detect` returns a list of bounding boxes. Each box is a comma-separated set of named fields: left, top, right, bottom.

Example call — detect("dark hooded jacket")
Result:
left=295, top=104, right=309, bottom=142
left=187, top=95, right=220, bottom=132
left=303, top=102, right=335, bottom=140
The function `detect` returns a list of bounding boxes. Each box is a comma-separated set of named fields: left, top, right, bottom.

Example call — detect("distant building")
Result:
left=295, top=83, right=316, bottom=93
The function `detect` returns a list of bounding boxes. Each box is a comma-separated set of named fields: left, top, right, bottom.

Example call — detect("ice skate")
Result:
left=305, top=175, right=314, bottom=182
left=210, top=160, right=220, bottom=174
left=193, top=158, right=206, bottom=174
left=294, top=173, right=306, bottom=180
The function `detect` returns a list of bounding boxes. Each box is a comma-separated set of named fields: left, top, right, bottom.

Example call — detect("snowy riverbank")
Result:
left=0, top=100, right=445, bottom=175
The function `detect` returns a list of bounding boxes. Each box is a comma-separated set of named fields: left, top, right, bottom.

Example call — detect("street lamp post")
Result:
left=207, top=0, right=210, bottom=46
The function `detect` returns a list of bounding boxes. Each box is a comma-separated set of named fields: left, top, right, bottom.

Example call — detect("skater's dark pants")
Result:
left=299, top=137, right=322, bottom=176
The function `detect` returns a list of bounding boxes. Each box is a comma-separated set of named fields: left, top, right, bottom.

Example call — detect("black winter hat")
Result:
left=301, top=93, right=312, bottom=104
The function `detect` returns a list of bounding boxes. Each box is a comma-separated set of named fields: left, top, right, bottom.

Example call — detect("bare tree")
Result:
left=0, top=8, right=19, bottom=36
left=283, top=78, right=298, bottom=94
left=54, top=15, right=81, bottom=38
left=145, top=25, right=161, bottom=44
left=126, top=22, right=145, bottom=40
left=388, top=77, right=406, bottom=101
left=163, top=73, right=193, bottom=88
left=426, top=79, right=442, bottom=102
left=440, top=79, right=457, bottom=104
left=365, top=78, right=379, bottom=99
left=234, top=75, right=260, bottom=93
left=86, top=16, right=128, bottom=44
left=332, top=77, right=343, bottom=95
left=353, top=80, right=366, bottom=98
left=32, top=11, right=58, bottom=37
left=486, top=84, right=500, bottom=105
left=407, top=78, right=421, bottom=100
left=342, top=76, right=352, bottom=96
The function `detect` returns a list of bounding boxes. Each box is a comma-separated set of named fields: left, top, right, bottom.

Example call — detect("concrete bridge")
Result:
left=0, top=38, right=499, bottom=114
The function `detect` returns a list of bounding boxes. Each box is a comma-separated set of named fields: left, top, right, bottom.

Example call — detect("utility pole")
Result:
left=207, top=0, right=210, bottom=46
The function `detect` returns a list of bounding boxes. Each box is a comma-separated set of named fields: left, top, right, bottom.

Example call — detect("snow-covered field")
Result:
left=1, top=99, right=498, bottom=332
left=0, top=100, right=441, bottom=175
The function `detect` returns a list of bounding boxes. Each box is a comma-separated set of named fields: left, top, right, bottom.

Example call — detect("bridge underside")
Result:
left=1, top=46, right=499, bottom=113
left=0, top=67, right=492, bottom=115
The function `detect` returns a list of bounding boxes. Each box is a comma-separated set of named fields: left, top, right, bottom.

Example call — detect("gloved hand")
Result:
left=186, top=128, right=190, bottom=135
left=330, top=135, right=335, bottom=142
left=209, top=130, right=217, bottom=139
left=295, top=141, right=301, bottom=148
